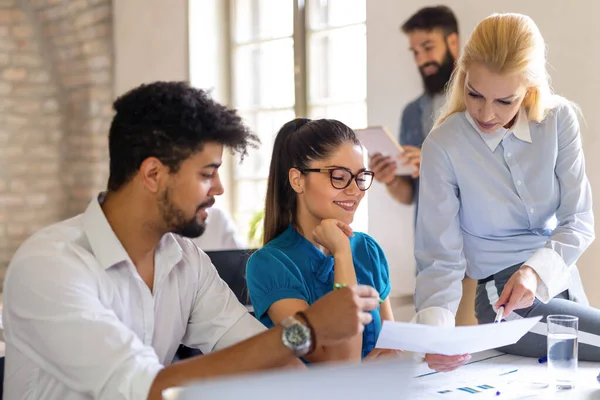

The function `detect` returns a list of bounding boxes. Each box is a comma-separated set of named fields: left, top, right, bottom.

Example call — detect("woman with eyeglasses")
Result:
left=246, top=118, right=398, bottom=363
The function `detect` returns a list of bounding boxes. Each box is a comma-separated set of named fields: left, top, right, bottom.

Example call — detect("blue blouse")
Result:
left=246, top=225, right=391, bottom=359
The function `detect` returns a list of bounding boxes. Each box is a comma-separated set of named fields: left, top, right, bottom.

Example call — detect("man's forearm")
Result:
left=386, top=176, right=414, bottom=205
left=148, top=325, right=297, bottom=400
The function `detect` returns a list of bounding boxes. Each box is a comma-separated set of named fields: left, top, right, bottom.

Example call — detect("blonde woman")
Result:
left=414, top=13, right=600, bottom=372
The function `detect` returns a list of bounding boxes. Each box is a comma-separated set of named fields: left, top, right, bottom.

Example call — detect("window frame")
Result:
left=224, top=0, right=368, bottom=237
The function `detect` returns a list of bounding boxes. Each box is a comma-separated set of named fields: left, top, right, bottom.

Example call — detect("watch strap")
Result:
left=294, top=311, right=316, bottom=355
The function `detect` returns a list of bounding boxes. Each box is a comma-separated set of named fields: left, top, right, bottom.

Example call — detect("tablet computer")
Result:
left=355, top=126, right=416, bottom=176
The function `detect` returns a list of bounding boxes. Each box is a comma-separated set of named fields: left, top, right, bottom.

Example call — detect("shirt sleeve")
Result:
left=412, top=135, right=465, bottom=327
left=181, top=249, right=266, bottom=352
left=399, top=107, right=409, bottom=145
left=361, top=234, right=391, bottom=301
left=525, top=103, right=595, bottom=302
left=399, top=104, right=420, bottom=190
left=3, top=255, right=163, bottom=400
left=245, top=248, right=310, bottom=322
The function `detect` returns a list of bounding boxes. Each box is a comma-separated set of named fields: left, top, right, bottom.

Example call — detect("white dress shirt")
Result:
left=413, top=103, right=594, bottom=326
left=191, top=207, right=247, bottom=251
left=2, top=195, right=266, bottom=400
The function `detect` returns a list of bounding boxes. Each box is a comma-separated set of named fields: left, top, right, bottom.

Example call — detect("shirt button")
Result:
left=517, top=180, right=522, bottom=185
left=507, top=152, right=512, bottom=158
left=529, top=208, right=535, bottom=214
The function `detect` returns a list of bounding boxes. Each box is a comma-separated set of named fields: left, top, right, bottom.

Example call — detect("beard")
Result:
left=158, top=186, right=215, bottom=238
left=419, top=47, right=456, bottom=96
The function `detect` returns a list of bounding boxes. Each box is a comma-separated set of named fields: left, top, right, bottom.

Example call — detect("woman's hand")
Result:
left=495, top=265, right=540, bottom=317
left=425, top=353, right=471, bottom=372
left=312, top=219, right=353, bottom=256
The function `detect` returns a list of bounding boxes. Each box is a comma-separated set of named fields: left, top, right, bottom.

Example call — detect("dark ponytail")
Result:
left=262, top=118, right=360, bottom=244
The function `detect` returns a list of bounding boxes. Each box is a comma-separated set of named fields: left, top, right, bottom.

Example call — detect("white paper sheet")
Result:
left=354, top=126, right=416, bottom=176
left=410, top=350, right=600, bottom=400
left=376, top=316, right=543, bottom=355
left=412, top=366, right=549, bottom=400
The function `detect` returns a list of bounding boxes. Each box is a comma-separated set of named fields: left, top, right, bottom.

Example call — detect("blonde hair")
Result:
left=436, top=13, right=564, bottom=127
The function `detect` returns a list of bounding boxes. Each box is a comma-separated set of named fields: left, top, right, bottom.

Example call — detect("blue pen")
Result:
left=499, top=369, right=518, bottom=376
left=538, top=356, right=547, bottom=364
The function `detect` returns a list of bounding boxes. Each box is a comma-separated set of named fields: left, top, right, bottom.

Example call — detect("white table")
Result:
left=412, top=350, right=600, bottom=399
left=169, top=351, right=600, bottom=400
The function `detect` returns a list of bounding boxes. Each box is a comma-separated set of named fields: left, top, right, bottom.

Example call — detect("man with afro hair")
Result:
left=3, top=82, right=382, bottom=400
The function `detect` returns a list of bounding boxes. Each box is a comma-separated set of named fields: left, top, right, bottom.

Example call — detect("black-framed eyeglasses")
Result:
left=297, top=167, right=375, bottom=191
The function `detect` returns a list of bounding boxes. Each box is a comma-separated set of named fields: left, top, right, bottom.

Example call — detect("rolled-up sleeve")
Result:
left=413, top=136, right=465, bottom=327
left=525, top=104, right=595, bottom=302
left=3, top=255, right=164, bottom=400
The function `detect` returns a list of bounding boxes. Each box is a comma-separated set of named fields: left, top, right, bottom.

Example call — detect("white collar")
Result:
left=465, top=108, right=532, bottom=151
left=82, top=192, right=183, bottom=270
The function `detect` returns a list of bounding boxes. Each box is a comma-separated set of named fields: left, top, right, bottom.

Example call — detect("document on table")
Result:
left=376, top=316, right=542, bottom=355
left=411, top=359, right=550, bottom=400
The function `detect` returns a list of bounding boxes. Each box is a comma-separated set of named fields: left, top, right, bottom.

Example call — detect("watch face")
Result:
left=286, top=324, right=309, bottom=346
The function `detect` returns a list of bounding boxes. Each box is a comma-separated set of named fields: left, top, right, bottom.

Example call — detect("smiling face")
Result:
left=291, top=142, right=368, bottom=226
left=155, top=141, right=225, bottom=238
left=464, top=62, right=528, bottom=133
left=407, top=28, right=459, bottom=95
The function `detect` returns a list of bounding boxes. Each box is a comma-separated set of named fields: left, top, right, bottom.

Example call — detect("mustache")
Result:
left=419, top=61, right=441, bottom=74
left=419, top=48, right=455, bottom=95
left=196, top=197, right=215, bottom=212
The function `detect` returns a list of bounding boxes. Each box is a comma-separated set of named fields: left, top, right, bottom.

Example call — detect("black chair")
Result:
left=175, top=249, right=257, bottom=362
left=205, top=249, right=257, bottom=306
left=0, top=356, right=4, bottom=399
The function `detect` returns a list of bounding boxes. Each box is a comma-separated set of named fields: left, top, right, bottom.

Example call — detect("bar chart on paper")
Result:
left=409, top=352, right=549, bottom=399
left=414, top=374, right=541, bottom=399
left=406, top=350, right=600, bottom=399
left=434, top=383, right=498, bottom=398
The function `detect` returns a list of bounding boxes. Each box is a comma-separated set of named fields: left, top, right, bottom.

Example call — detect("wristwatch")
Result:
left=280, top=313, right=314, bottom=357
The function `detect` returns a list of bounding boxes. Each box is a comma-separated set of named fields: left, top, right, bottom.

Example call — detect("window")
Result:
left=229, top=0, right=367, bottom=241
left=306, top=0, right=367, bottom=127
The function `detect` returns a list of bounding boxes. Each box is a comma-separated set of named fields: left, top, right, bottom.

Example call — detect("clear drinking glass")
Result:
left=547, top=315, right=578, bottom=390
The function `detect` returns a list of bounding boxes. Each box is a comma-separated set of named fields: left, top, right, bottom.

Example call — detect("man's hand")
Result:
left=495, top=265, right=540, bottom=317
left=368, top=153, right=398, bottom=184
left=399, top=145, right=421, bottom=179
left=303, top=285, right=379, bottom=347
left=425, top=353, right=471, bottom=372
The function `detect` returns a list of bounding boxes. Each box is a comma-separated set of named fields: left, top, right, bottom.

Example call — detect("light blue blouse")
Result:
left=414, top=102, right=594, bottom=324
